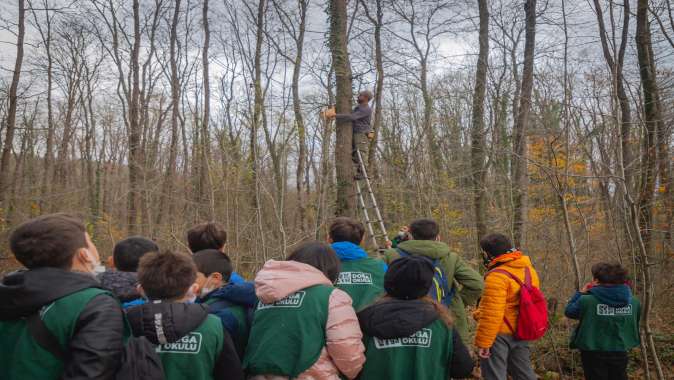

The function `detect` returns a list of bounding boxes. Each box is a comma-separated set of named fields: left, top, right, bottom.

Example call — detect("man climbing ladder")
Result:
left=325, top=90, right=388, bottom=250
left=325, top=90, right=373, bottom=180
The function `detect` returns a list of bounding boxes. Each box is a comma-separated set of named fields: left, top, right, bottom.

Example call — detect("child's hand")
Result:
left=478, top=347, right=491, bottom=359
left=580, top=280, right=597, bottom=293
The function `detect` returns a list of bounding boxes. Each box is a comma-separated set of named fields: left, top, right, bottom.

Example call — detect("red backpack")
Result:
left=488, top=266, right=548, bottom=341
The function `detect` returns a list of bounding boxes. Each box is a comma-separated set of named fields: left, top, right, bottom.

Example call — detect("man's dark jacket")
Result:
left=336, top=103, right=372, bottom=133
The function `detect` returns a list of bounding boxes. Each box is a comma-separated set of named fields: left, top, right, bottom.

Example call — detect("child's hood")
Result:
left=204, top=281, right=257, bottom=307
left=0, top=267, right=102, bottom=320
left=97, top=270, right=140, bottom=302
left=331, top=241, right=368, bottom=261
left=588, top=284, right=632, bottom=307
left=125, top=302, right=209, bottom=345
left=254, top=260, right=333, bottom=304
left=357, top=298, right=438, bottom=339
left=396, top=240, right=452, bottom=259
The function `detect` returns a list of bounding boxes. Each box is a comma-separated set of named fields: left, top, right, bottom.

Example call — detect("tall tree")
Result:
left=29, top=0, right=56, bottom=212
left=470, top=0, right=489, bottom=243
left=250, top=0, right=266, bottom=210
left=127, top=0, right=142, bottom=233
left=329, top=0, right=355, bottom=216
left=156, top=0, right=182, bottom=229
left=201, top=0, right=214, bottom=219
left=511, top=0, right=536, bottom=247
left=635, top=0, right=665, bottom=378
left=0, top=0, right=26, bottom=206
left=270, top=0, right=310, bottom=230
left=593, top=0, right=632, bottom=190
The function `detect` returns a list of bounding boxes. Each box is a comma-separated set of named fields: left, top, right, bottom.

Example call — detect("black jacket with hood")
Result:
left=0, top=267, right=124, bottom=379
left=358, top=298, right=474, bottom=378
left=126, top=301, right=244, bottom=380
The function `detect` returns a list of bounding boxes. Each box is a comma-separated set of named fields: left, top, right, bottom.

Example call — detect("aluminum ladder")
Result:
left=354, top=149, right=390, bottom=251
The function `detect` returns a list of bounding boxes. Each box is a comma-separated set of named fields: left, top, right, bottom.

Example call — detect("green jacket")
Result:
left=383, top=240, right=484, bottom=342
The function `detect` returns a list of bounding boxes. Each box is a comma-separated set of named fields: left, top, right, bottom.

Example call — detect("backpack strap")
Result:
left=486, top=268, right=523, bottom=335
left=488, top=268, right=523, bottom=286
left=26, top=312, right=67, bottom=361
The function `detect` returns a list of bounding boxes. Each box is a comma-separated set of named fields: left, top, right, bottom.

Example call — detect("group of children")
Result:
left=0, top=213, right=641, bottom=380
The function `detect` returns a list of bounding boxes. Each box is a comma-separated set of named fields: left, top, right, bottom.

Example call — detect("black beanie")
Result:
left=384, top=255, right=434, bottom=300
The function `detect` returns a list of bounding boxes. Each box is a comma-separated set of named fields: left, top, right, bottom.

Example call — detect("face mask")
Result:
left=185, top=284, right=198, bottom=304
left=200, top=277, right=216, bottom=297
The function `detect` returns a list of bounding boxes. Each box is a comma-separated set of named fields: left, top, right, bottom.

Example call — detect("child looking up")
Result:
left=193, top=249, right=256, bottom=357
left=329, top=217, right=386, bottom=311
left=565, top=263, right=640, bottom=380
left=127, top=250, right=243, bottom=380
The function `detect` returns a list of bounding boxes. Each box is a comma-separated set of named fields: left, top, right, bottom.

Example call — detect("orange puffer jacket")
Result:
left=474, top=252, right=540, bottom=349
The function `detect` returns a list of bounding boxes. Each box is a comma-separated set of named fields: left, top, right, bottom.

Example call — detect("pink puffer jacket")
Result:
left=248, top=260, right=365, bottom=380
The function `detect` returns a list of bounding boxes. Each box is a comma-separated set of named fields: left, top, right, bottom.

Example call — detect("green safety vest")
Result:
left=570, top=294, right=641, bottom=351
left=157, top=314, right=224, bottom=380
left=204, top=297, right=249, bottom=354
left=336, top=258, right=385, bottom=311
left=0, top=287, right=111, bottom=380
left=359, top=319, right=454, bottom=380
left=244, top=284, right=334, bottom=377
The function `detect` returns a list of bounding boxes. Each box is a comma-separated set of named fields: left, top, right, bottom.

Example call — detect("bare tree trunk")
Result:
left=292, top=0, right=309, bottom=231
left=0, top=0, right=26, bottom=206
left=557, top=0, right=581, bottom=290
left=30, top=0, right=55, bottom=212
left=329, top=0, right=355, bottom=216
left=512, top=0, right=536, bottom=247
left=470, top=0, right=489, bottom=243
left=593, top=0, right=632, bottom=189
left=157, top=0, right=181, bottom=230
left=635, top=1, right=665, bottom=378
left=127, top=0, right=142, bottom=233
left=250, top=0, right=266, bottom=210
left=201, top=0, right=214, bottom=220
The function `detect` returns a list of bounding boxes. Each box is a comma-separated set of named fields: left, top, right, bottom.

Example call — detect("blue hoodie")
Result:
left=198, top=281, right=256, bottom=342
left=230, top=272, right=245, bottom=284
left=331, top=241, right=387, bottom=271
left=565, top=284, right=632, bottom=319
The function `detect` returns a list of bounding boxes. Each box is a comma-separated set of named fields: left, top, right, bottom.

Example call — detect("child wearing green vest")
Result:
left=0, top=213, right=125, bottom=380
left=357, top=255, right=474, bottom=380
left=193, top=248, right=256, bottom=357
left=244, top=241, right=366, bottom=380
left=126, top=250, right=244, bottom=380
left=329, top=217, right=386, bottom=311
left=565, top=262, right=640, bottom=380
